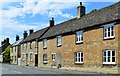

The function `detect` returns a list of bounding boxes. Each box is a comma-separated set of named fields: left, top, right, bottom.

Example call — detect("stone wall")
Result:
left=38, top=23, right=120, bottom=74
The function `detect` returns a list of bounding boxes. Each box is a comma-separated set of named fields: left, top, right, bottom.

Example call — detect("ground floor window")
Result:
left=51, top=53, right=55, bottom=61
left=103, top=50, right=115, bottom=64
left=43, top=54, right=47, bottom=64
left=30, top=53, right=33, bottom=62
left=75, top=52, right=83, bottom=63
left=15, top=56, right=16, bottom=62
left=22, top=54, right=25, bottom=62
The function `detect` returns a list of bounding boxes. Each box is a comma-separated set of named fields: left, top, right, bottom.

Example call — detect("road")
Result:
left=0, top=63, right=97, bottom=75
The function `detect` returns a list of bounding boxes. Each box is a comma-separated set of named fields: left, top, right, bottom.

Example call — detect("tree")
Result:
left=3, top=45, right=11, bottom=63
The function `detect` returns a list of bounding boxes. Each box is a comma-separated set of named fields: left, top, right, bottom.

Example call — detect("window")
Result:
left=43, top=54, right=47, bottom=63
left=75, top=52, right=83, bottom=63
left=30, top=53, right=33, bottom=62
left=57, top=36, right=62, bottom=46
left=30, top=42, right=32, bottom=49
left=22, top=54, right=25, bottom=62
left=52, top=53, right=55, bottom=61
left=36, top=39, right=38, bottom=47
left=103, top=50, right=115, bottom=64
left=104, top=23, right=114, bottom=39
left=15, top=56, right=16, bottom=62
left=22, top=44, right=24, bottom=50
left=12, top=56, right=13, bottom=61
left=26, top=42, right=28, bottom=49
left=43, top=39, right=47, bottom=48
left=15, top=47, right=16, bottom=53
left=76, top=31, right=83, bottom=43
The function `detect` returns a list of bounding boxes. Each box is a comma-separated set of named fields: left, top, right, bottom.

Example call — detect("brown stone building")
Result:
left=10, top=35, right=23, bottom=65
left=37, top=2, right=120, bottom=74
left=20, top=28, right=50, bottom=66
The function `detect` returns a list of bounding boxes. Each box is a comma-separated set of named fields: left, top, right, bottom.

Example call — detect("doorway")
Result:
left=35, top=54, right=38, bottom=66
left=56, top=52, right=61, bottom=69
left=26, top=54, right=28, bottom=66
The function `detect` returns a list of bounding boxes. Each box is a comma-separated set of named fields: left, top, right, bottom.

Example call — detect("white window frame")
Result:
left=43, top=39, right=47, bottom=48
left=75, top=52, right=83, bottom=63
left=22, top=53, right=25, bottom=62
left=57, top=35, right=62, bottom=46
left=76, top=31, right=83, bottom=43
left=36, top=39, right=38, bottom=48
left=26, top=42, right=28, bottom=49
left=103, top=23, right=114, bottom=39
left=15, top=56, right=16, bottom=62
left=30, top=52, right=33, bottom=62
left=51, top=53, right=55, bottom=61
left=43, top=54, right=47, bottom=63
left=103, top=50, right=116, bottom=64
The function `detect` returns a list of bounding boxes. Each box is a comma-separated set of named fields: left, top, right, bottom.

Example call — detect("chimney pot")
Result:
left=80, top=2, right=82, bottom=6
left=29, top=29, right=34, bottom=35
left=23, top=31, right=28, bottom=39
left=49, top=17, right=54, bottom=27
left=16, top=35, right=19, bottom=41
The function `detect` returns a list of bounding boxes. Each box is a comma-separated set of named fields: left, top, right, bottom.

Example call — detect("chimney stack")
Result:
left=6, top=38, right=9, bottom=44
left=49, top=17, right=54, bottom=27
left=16, top=35, right=19, bottom=41
left=23, top=31, right=28, bottom=39
left=29, top=29, right=34, bottom=35
left=77, top=2, right=86, bottom=18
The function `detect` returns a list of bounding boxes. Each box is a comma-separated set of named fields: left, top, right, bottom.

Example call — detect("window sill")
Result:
left=103, top=62, right=116, bottom=65
left=57, top=44, right=62, bottom=47
left=43, top=47, right=47, bottom=49
left=43, top=61, right=47, bottom=64
left=75, top=62, right=84, bottom=64
left=76, top=41, right=83, bottom=44
left=104, top=36, right=115, bottom=40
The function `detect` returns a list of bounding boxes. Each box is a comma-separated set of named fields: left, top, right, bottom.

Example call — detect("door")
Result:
left=17, top=58, right=21, bottom=65
left=56, top=53, right=61, bottom=69
left=26, top=54, right=28, bottom=66
left=35, top=54, right=38, bottom=66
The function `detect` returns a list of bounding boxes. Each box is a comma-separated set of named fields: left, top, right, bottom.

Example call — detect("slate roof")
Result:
left=40, top=2, right=120, bottom=39
left=21, top=27, right=49, bottom=43
left=12, top=38, right=23, bottom=47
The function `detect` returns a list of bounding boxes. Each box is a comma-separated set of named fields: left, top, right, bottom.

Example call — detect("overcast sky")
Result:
left=0, top=0, right=119, bottom=46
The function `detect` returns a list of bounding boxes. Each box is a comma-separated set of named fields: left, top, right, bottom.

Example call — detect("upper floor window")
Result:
left=103, top=50, right=115, bottom=64
left=76, top=31, right=83, bottom=43
left=26, top=42, right=28, bottom=49
left=57, top=36, right=62, bottom=46
left=36, top=39, right=38, bottom=48
left=30, top=42, right=32, bottom=49
left=43, top=39, right=47, bottom=48
left=15, top=47, right=16, bottom=52
left=75, top=52, right=83, bottom=63
left=104, top=23, right=114, bottom=39
left=22, top=44, right=24, bottom=50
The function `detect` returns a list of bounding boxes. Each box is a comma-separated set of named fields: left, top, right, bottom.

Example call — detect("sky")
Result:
left=0, top=0, right=119, bottom=46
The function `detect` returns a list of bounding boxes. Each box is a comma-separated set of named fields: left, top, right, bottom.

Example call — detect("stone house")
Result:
left=0, top=38, right=11, bottom=63
left=20, top=28, right=50, bottom=66
left=10, top=35, right=23, bottom=65
left=37, top=2, right=120, bottom=74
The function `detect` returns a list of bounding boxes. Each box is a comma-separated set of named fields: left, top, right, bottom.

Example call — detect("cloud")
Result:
left=0, top=1, right=87, bottom=44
